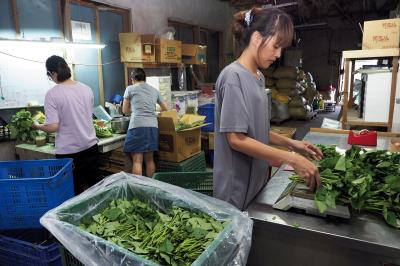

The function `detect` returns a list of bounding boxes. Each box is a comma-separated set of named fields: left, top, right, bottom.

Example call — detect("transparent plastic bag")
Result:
left=41, top=172, right=253, bottom=266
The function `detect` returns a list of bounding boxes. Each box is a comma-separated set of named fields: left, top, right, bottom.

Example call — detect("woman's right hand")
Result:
left=287, top=153, right=321, bottom=190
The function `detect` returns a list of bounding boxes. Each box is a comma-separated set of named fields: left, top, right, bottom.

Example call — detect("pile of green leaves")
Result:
left=175, top=121, right=204, bottom=132
left=290, top=144, right=400, bottom=228
left=79, top=198, right=228, bottom=265
left=7, top=110, right=37, bottom=142
left=93, top=121, right=113, bottom=138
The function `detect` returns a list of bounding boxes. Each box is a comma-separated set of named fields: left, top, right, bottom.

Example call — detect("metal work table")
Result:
left=246, top=132, right=400, bottom=266
left=15, top=134, right=126, bottom=160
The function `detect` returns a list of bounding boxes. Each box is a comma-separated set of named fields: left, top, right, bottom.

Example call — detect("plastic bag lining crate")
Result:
left=43, top=175, right=245, bottom=266
left=0, top=229, right=61, bottom=266
left=156, top=151, right=206, bottom=172
left=0, top=159, right=74, bottom=230
left=197, top=103, right=214, bottom=132
left=59, top=246, right=83, bottom=266
left=153, top=171, right=213, bottom=196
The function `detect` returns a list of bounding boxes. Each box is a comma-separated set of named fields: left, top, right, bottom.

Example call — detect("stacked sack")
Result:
left=300, top=71, right=318, bottom=106
left=264, top=67, right=290, bottom=122
left=273, top=67, right=316, bottom=120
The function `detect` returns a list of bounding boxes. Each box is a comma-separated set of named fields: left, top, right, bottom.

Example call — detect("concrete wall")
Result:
left=96, top=0, right=235, bottom=52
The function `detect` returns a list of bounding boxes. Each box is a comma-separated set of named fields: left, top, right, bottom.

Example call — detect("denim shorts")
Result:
left=123, top=127, right=158, bottom=153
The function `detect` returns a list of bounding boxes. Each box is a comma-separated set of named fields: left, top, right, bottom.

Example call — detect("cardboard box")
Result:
left=157, top=110, right=205, bottom=162
left=156, top=38, right=182, bottom=63
left=119, top=33, right=156, bottom=63
left=362, top=18, right=400, bottom=49
left=182, top=44, right=207, bottom=64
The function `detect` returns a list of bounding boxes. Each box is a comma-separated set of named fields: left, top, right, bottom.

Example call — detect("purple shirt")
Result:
left=44, top=81, right=98, bottom=154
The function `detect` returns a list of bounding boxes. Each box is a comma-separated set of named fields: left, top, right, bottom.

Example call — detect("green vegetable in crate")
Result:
left=79, top=198, right=228, bottom=265
left=175, top=114, right=206, bottom=131
left=7, top=109, right=37, bottom=142
left=290, top=144, right=400, bottom=228
left=93, top=120, right=113, bottom=138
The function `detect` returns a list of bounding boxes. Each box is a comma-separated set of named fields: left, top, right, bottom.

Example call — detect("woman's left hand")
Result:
left=290, top=140, right=323, bottom=161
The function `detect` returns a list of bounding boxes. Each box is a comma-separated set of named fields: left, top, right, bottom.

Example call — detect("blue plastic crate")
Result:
left=0, top=229, right=62, bottom=266
left=198, top=103, right=215, bottom=132
left=0, top=159, right=74, bottom=230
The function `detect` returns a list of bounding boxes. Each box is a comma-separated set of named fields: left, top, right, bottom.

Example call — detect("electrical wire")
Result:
left=0, top=50, right=120, bottom=66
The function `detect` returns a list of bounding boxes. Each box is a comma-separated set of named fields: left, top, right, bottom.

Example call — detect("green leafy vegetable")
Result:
left=79, top=198, right=228, bottom=265
left=290, top=144, right=400, bottom=228
left=7, top=110, right=37, bottom=142
left=93, top=120, right=113, bottom=138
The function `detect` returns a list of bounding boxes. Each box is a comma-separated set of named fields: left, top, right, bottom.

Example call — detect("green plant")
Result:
left=7, top=109, right=37, bottom=141
left=290, top=145, right=400, bottom=228
left=79, top=198, right=228, bottom=265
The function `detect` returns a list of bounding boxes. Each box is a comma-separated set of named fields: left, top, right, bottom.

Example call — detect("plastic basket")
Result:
left=59, top=246, right=83, bottom=266
left=153, top=171, right=213, bottom=196
left=0, top=229, right=61, bottom=266
left=157, top=151, right=206, bottom=172
left=198, top=103, right=215, bottom=132
left=0, top=159, right=74, bottom=230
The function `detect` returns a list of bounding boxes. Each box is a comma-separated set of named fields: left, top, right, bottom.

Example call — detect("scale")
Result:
left=273, top=181, right=351, bottom=219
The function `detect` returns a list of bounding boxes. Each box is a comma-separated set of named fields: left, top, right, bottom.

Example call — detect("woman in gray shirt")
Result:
left=122, top=68, right=168, bottom=177
left=214, top=8, right=323, bottom=210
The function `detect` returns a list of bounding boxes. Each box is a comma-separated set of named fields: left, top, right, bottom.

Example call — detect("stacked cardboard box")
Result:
left=119, top=32, right=182, bottom=63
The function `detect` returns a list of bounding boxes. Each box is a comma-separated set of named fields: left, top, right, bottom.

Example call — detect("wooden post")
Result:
left=342, top=59, right=351, bottom=129
left=95, top=8, right=105, bottom=106
left=10, top=0, right=20, bottom=38
left=388, top=56, right=399, bottom=132
left=349, top=62, right=355, bottom=106
left=63, top=0, right=72, bottom=40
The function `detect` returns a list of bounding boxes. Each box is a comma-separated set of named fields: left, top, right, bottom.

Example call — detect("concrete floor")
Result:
left=274, top=106, right=342, bottom=140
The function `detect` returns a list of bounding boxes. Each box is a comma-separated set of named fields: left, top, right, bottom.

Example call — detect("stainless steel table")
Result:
left=246, top=132, right=400, bottom=266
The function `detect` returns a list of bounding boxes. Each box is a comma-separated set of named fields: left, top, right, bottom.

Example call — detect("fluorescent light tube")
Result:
left=0, top=39, right=106, bottom=49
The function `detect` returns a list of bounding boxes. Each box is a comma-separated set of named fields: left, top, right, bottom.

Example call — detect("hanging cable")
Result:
left=0, top=50, right=120, bottom=66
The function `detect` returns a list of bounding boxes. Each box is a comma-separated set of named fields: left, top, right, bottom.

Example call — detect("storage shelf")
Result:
left=341, top=49, right=399, bottom=132
left=124, top=62, right=184, bottom=68
left=343, top=48, right=400, bottom=59
left=342, top=108, right=389, bottom=127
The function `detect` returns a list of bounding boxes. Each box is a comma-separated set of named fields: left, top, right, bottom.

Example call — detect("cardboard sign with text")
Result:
left=362, top=18, right=400, bottom=49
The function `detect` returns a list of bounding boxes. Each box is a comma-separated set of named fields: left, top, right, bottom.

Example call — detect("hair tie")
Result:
left=244, top=9, right=253, bottom=27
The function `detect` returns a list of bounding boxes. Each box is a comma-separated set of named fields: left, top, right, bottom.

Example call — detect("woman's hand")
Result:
left=289, top=140, right=323, bottom=160
left=287, top=153, right=321, bottom=190
left=32, top=122, right=41, bottom=130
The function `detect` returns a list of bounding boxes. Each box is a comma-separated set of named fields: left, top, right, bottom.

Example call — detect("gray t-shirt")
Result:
left=213, top=61, right=270, bottom=211
left=123, top=83, right=162, bottom=129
